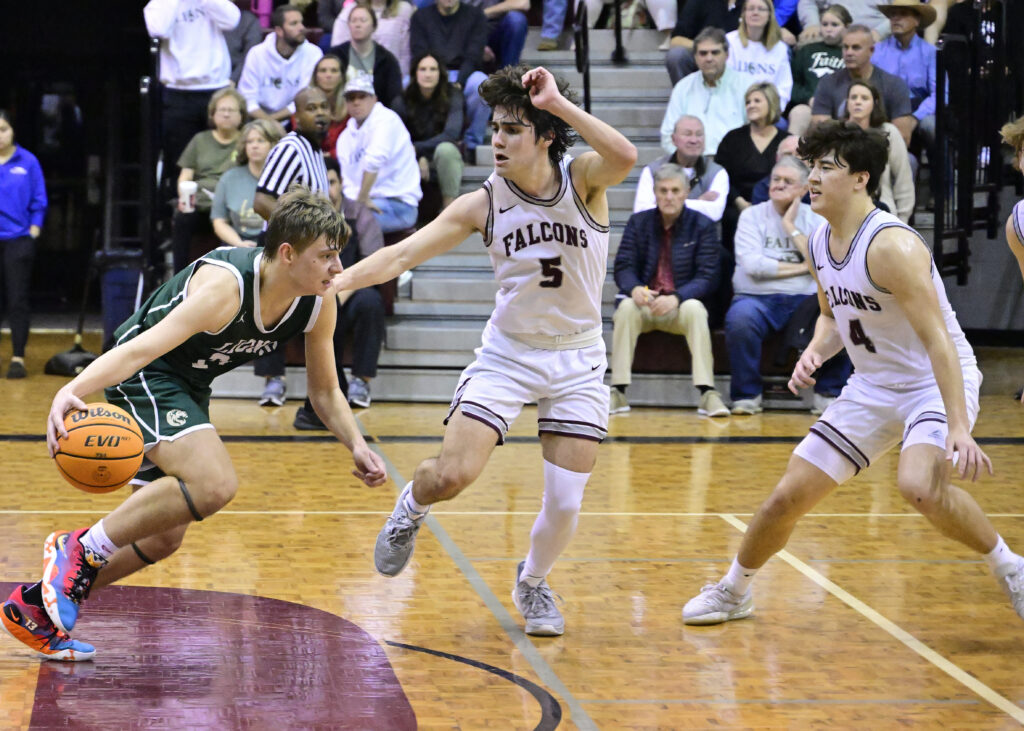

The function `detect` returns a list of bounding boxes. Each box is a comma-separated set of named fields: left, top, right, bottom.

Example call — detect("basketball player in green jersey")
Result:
left=2, top=188, right=387, bottom=660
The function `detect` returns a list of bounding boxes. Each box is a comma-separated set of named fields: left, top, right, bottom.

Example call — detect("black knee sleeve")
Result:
left=131, top=542, right=157, bottom=565
left=178, top=478, right=204, bottom=522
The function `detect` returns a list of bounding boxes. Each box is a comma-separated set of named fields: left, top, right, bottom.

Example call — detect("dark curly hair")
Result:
left=797, top=119, right=889, bottom=198
left=478, top=65, right=579, bottom=166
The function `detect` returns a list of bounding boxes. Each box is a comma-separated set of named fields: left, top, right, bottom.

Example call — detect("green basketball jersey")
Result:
left=112, top=247, right=322, bottom=390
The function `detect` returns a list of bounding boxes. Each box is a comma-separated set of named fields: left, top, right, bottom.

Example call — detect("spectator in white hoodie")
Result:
left=726, top=0, right=793, bottom=110
left=336, top=75, right=422, bottom=233
left=143, top=0, right=240, bottom=182
left=238, top=4, right=323, bottom=124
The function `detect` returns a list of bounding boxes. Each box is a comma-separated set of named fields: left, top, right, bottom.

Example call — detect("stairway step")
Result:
left=410, top=273, right=619, bottom=303
left=473, top=143, right=665, bottom=167
left=393, top=299, right=617, bottom=318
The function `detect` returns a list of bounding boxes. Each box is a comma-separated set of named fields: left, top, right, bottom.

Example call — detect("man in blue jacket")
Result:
left=610, top=163, right=728, bottom=416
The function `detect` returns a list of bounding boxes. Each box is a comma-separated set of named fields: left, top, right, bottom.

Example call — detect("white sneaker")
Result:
left=698, top=389, right=730, bottom=417
left=810, top=393, right=836, bottom=416
left=997, top=558, right=1024, bottom=621
left=731, top=395, right=763, bottom=415
left=682, top=582, right=754, bottom=625
left=609, top=390, right=630, bottom=414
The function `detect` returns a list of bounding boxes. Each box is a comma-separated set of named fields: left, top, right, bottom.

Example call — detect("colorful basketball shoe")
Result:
left=42, top=528, right=107, bottom=635
left=1, top=584, right=95, bottom=661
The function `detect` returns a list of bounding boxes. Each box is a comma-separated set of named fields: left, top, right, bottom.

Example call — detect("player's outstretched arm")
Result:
left=788, top=286, right=844, bottom=394
left=521, top=67, right=637, bottom=192
left=303, top=300, right=388, bottom=487
left=46, top=267, right=242, bottom=456
left=331, top=189, right=487, bottom=293
left=870, top=228, right=992, bottom=481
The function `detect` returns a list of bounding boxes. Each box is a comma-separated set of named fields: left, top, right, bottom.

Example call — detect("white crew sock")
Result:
left=522, top=460, right=589, bottom=588
left=722, top=557, right=757, bottom=595
left=403, top=482, right=430, bottom=518
left=80, top=519, right=119, bottom=561
left=985, top=534, right=1023, bottom=576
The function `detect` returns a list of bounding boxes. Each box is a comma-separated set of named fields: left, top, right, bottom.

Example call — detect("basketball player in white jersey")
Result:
left=999, top=118, right=1024, bottom=404
left=330, top=65, right=636, bottom=636
left=683, top=120, right=1024, bottom=625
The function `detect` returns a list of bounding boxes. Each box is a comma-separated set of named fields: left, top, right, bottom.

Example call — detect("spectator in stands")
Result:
left=726, top=0, right=793, bottom=110
left=715, top=81, right=784, bottom=250
left=725, top=155, right=851, bottom=414
left=304, top=55, right=350, bottom=158
left=331, top=0, right=415, bottom=82
left=393, top=53, right=465, bottom=211
left=810, top=24, right=915, bottom=145
left=463, top=0, right=529, bottom=68
left=661, top=28, right=751, bottom=156
left=872, top=0, right=937, bottom=152
left=788, top=3, right=850, bottom=137
left=611, top=164, right=729, bottom=417
left=238, top=4, right=324, bottom=124
left=319, top=0, right=346, bottom=49
left=799, top=0, right=890, bottom=43
left=842, top=81, right=914, bottom=220
left=666, top=0, right=743, bottom=84
left=225, top=0, right=263, bottom=84
left=410, top=0, right=490, bottom=159
left=336, top=75, right=422, bottom=233
left=750, top=133, right=801, bottom=203
left=172, top=88, right=247, bottom=274
left=211, top=118, right=286, bottom=248
left=144, top=0, right=240, bottom=184
left=327, top=5, right=404, bottom=109
left=0, top=110, right=46, bottom=379
left=251, top=87, right=332, bottom=407
left=294, top=155, right=386, bottom=426
left=635, top=115, right=729, bottom=223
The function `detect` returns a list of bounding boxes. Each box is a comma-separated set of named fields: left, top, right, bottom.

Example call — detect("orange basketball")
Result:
left=54, top=403, right=145, bottom=494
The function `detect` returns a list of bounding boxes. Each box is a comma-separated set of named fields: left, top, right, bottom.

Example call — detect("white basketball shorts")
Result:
left=793, top=367, right=982, bottom=484
left=444, top=322, right=610, bottom=444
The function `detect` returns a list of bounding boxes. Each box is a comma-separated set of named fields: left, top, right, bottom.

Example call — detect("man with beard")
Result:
left=238, top=4, right=323, bottom=124
left=251, top=87, right=331, bottom=407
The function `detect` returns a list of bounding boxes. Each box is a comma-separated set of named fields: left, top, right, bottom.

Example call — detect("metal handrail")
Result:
left=573, top=0, right=591, bottom=113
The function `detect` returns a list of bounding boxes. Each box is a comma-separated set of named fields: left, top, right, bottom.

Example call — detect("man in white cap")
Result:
left=335, top=74, right=422, bottom=233
left=872, top=0, right=938, bottom=149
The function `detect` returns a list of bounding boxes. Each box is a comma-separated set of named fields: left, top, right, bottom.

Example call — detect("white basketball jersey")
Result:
left=482, top=156, right=609, bottom=337
left=1013, top=200, right=1024, bottom=245
left=808, top=208, right=976, bottom=388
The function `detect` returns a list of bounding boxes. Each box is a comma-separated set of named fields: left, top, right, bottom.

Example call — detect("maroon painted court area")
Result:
left=2, top=583, right=416, bottom=729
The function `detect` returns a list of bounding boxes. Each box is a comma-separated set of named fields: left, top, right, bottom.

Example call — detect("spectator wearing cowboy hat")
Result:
left=871, top=0, right=937, bottom=149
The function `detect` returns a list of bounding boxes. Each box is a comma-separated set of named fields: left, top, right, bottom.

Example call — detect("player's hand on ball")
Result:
left=946, top=429, right=993, bottom=482
left=788, top=350, right=822, bottom=394
left=352, top=445, right=388, bottom=487
left=47, top=387, right=88, bottom=458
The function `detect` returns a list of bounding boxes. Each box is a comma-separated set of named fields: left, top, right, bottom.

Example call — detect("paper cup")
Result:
left=178, top=180, right=198, bottom=213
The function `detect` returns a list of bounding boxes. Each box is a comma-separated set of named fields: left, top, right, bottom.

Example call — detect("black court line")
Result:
left=8, top=433, right=1024, bottom=445
left=385, top=641, right=562, bottom=731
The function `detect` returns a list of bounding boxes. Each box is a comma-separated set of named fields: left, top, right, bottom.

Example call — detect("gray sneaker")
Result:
left=997, top=558, right=1024, bottom=620
left=348, top=377, right=371, bottom=409
left=374, top=483, right=426, bottom=577
left=512, top=561, right=564, bottom=636
left=259, top=377, right=286, bottom=407
left=682, top=581, right=754, bottom=625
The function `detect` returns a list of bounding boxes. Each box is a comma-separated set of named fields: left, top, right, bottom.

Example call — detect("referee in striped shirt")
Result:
left=254, top=87, right=331, bottom=220
left=252, top=86, right=332, bottom=406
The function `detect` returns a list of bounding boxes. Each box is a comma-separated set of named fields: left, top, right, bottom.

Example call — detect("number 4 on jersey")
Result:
left=848, top=318, right=876, bottom=353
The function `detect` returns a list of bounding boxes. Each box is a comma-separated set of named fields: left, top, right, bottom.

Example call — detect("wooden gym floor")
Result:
left=3, top=336, right=1024, bottom=729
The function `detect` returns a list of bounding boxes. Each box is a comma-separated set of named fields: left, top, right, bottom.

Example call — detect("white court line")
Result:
left=718, top=513, right=1024, bottom=724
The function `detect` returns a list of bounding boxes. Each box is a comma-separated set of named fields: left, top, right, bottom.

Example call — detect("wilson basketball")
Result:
left=54, top=403, right=145, bottom=494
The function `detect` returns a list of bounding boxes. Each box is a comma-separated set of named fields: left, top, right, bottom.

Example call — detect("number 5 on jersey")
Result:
left=539, top=256, right=563, bottom=288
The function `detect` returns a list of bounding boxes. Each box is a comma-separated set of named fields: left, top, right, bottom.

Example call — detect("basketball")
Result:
left=54, top=403, right=145, bottom=494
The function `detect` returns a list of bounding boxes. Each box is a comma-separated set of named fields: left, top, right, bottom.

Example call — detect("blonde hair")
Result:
left=745, top=81, right=781, bottom=125
left=235, top=119, right=286, bottom=166
left=264, top=185, right=350, bottom=259
left=310, top=54, right=348, bottom=122
left=1001, top=117, right=1024, bottom=169
left=738, top=0, right=783, bottom=50
left=207, top=87, right=247, bottom=127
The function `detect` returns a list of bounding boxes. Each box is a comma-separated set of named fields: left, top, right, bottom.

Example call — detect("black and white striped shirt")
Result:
left=256, top=132, right=329, bottom=198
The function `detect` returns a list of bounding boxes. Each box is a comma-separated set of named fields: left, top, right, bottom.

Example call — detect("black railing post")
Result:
left=140, top=75, right=154, bottom=270
left=573, top=0, right=591, bottom=113
left=611, top=0, right=628, bottom=65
